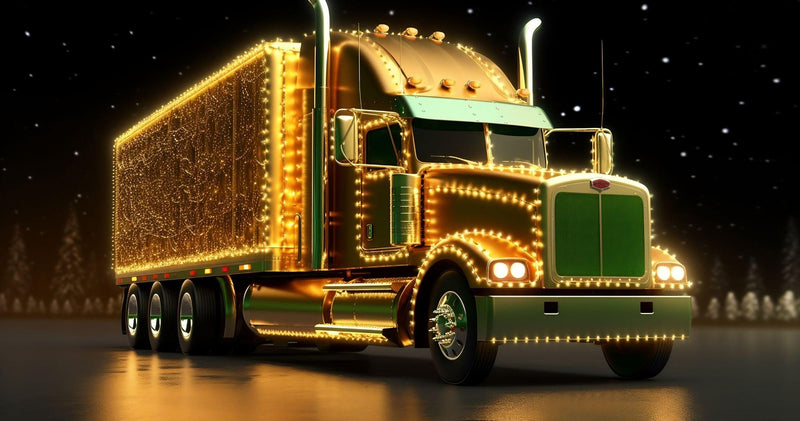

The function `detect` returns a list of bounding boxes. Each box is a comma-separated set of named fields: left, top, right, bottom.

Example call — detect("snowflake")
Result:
left=721, top=127, right=729, bottom=134
left=661, top=57, right=670, bottom=63
left=24, top=30, right=31, bottom=37
left=388, top=10, right=394, bottom=16
left=73, top=151, right=79, bottom=157
left=773, top=77, right=781, bottom=84
left=641, top=4, right=648, bottom=11
left=467, top=8, right=474, bottom=14
left=680, top=151, right=687, bottom=157
left=573, top=105, right=581, bottom=112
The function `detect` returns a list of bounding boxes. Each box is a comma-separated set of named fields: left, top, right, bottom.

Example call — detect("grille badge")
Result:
left=590, top=178, right=611, bottom=191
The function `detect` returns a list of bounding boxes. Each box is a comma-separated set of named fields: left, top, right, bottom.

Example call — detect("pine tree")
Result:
left=4, top=224, right=32, bottom=301
left=782, top=217, right=800, bottom=295
left=776, top=291, right=798, bottom=321
left=744, top=257, right=765, bottom=297
left=725, top=292, right=739, bottom=321
left=705, top=297, right=721, bottom=321
left=762, top=295, right=775, bottom=321
left=708, top=256, right=728, bottom=300
left=51, top=204, right=87, bottom=307
left=740, top=292, right=759, bottom=321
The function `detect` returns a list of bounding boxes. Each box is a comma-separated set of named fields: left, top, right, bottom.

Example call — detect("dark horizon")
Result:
left=2, top=1, right=798, bottom=299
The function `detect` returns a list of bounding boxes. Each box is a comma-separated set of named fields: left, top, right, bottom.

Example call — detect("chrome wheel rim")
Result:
left=179, top=292, right=193, bottom=340
left=127, top=294, right=138, bottom=334
left=430, top=291, right=467, bottom=361
left=149, top=293, right=162, bottom=338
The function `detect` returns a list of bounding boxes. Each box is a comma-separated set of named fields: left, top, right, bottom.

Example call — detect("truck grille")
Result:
left=553, top=192, right=645, bottom=277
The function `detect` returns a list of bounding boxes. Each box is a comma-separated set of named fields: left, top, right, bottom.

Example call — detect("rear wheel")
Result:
left=177, top=280, right=221, bottom=355
left=427, top=270, right=497, bottom=385
left=148, top=281, right=179, bottom=352
left=602, top=339, right=673, bottom=379
left=125, top=283, right=151, bottom=349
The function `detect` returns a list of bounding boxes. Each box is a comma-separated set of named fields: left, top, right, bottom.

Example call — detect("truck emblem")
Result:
left=590, top=178, right=611, bottom=191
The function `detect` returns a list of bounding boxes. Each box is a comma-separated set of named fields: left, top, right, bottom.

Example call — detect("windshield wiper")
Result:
left=430, top=155, right=479, bottom=165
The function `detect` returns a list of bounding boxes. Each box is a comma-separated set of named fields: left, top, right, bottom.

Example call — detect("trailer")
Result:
left=113, top=0, right=691, bottom=384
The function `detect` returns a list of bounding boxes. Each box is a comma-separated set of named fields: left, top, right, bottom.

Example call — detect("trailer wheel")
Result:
left=148, top=282, right=179, bottom=352
left=602, top=339, right=673, bottom=379
left=428, top=270, right=497, bottom=385
left=125, top=283, right=151, bottom=349
left=177, top=280, right=221, bottom=355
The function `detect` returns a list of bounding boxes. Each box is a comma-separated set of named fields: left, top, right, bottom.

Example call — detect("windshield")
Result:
left=412, top=119, right=545, bottom=166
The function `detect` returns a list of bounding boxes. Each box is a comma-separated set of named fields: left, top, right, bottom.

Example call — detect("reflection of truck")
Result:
left=114, top=0, right=691, bottom=384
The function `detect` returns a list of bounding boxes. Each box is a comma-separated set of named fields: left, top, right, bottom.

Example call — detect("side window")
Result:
left=365, top=123, right=402, bottom=166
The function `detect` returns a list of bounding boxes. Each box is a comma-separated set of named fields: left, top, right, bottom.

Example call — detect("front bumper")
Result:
left=474, top=295, right=691, bottom=343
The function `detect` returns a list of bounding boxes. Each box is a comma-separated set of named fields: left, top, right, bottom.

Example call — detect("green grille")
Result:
left=554, top=192, right=645, bottom=277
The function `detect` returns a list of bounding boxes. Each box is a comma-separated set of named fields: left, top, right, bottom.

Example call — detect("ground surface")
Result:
left=0, top=319, right=797, bottom=420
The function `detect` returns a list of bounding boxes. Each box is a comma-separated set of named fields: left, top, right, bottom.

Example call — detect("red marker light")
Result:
left=164, top=273, right=170, bottom=279
left=189, top=270, right=196, bottom=276
left=590, top=178, right=611, bottom=191
left=222, top=266, right=229, bottom=273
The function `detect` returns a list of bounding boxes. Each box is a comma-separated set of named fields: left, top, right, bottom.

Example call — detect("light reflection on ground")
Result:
left=2, top=320, right=798, bottom=420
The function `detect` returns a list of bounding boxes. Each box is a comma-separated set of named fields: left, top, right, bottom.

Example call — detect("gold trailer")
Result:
left=114, top=0, right=691, bottom=384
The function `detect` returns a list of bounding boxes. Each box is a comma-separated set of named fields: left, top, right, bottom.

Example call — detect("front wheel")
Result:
left=428, top=270, right=497, bottom=385
left=125, top=283, right=151, bottom=349
left=601, top=339, right=673, bottom=379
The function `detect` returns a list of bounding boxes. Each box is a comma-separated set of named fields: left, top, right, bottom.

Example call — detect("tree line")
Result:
left=0, top=203, right=119, bottom=317
left=692, top=218, right=800, bottom=323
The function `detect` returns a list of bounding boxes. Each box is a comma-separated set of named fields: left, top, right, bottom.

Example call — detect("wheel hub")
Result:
left=149, top=293, right=162, bottom=337
left=127, top=295, right=138, bottom=333
left=429, top=291, right=467, bottom=360
left=179, top=292, right=193, bottom=340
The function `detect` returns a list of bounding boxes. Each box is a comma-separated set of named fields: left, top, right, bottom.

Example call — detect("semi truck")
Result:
left=113, top=0, right=692, bottom=384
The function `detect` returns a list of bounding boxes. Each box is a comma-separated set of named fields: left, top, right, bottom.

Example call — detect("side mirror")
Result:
left=334, top=113, right=357, bottom=164
left=593, top=129, right=614, bottom=174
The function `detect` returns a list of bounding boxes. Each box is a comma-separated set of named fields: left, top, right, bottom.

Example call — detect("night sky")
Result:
left=3, top=1, right=798, bottom=296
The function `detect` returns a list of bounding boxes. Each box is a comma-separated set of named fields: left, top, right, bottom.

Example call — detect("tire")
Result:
left=148, top=281, right=179, bottom=352
left=602, top=339, right=673, bottom=379
left=177, top=279, right=222, bottom=355
left=125, top=283, right=151, bottom=349
left=427, top=270, right=498, bottom=385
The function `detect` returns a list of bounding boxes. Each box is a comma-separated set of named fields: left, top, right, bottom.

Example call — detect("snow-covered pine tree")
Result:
left=725, top=292, right=739, bottom=321
left=781, top=217, right=800, bottom=296
left=776, top=290, right=798, bottom=321
left=4, top=224, right=32, bottom=302
left=691, top=296, right=700, bottom=319
left=740, top=292, right=759, bottom=321
left=708, top=256, right=728, bottom=301
left=50, top=204, right=87, bottom=308
left=744, top=256, right=765, bottom=297
left=706, top=297, right=721, bottom=321
left=762, top=295, right=775, bottom=321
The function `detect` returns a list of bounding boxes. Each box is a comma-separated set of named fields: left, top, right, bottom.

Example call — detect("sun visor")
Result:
left=393, top=95, right=552, bottom=128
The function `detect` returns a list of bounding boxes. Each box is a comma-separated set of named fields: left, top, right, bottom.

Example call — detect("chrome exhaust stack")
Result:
left=517, top=18, right=542, bottom=106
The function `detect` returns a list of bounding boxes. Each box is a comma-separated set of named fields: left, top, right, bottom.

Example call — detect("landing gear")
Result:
left=602, top=339, right=673, bottom=379
left=428, top=270, right=497, bottom=385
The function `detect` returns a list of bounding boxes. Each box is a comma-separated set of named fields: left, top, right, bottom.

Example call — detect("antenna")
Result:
left=600, top=40, right=605, bottom=129
left=358, top=23, right=363, bottom=109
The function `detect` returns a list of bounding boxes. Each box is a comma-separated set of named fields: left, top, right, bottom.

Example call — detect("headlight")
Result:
left=671, top=265, right=685, bottom=281
left=510, top=262, right=527, bottom=279
left=654, top=263, right=687, bottom=283
left=656, top=265, right=671, bottom=281
left=492, top=262, right=509, bottom=279
left=489, top=259, right=530, bottom=282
